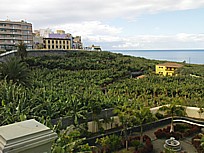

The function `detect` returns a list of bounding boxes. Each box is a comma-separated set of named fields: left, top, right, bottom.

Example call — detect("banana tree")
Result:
left=114, top=101, right=134, bottom=150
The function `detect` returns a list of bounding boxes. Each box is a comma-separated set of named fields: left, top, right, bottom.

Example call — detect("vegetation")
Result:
left=0, top=50, right=203, bottom=152
left=192, top=133, right=204, bottom=153
left=0, top=57, right=32, bottom=87
left=16, top=41, right=27, bottom=61
left=158, top=100, right=186, bottom=132
left=52, top=124, right=91, bottom=153
left=114, top=101, right=156, bottom=149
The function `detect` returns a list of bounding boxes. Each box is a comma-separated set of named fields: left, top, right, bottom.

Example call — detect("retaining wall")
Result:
left=0, top=49, right=83, bottom=62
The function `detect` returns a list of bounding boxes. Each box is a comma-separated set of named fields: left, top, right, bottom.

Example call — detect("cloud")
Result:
left=111, top=33, right=204, bottom=49
left=1, top=0, right=204, bottom=27
left=51, top=21, right=122, bottom=36
left=49, top=21, right=204, bottom=49
left=1, top=0, right=204, bottom=50
left=50, top=21, right=122, bottom=47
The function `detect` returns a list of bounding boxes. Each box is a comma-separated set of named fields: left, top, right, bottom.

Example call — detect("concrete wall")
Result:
left=150, top=105, right=204, bottom=119
left=0, top=49, right=83, bottom=63
left=20, top=143, right=52, bottom=153
left=87, top=106, right=204, bottom=133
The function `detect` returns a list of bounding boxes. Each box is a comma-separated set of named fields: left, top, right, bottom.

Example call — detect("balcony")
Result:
left=0, top=42, right=15, bottom=45
left=0, top=25, right=22, bottom=30
left=0, top=37, right=22, bottom=40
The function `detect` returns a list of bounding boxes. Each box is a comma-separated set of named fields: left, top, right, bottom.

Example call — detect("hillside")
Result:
left=0, top=50, right=203, bottom=125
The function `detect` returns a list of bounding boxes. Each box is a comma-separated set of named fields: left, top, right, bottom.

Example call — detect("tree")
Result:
left=0, top=57, right=32, bottom=87
left=16, top=41, right=27, bottom=61
left=159, top=98, right=186, bottom=132
left=132, top=104, right=157, bottom=143
left=114, top=101, right=133, bottom=150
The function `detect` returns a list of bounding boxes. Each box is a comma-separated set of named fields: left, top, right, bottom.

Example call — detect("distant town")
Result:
left=0, top=19, right=102, bottom=52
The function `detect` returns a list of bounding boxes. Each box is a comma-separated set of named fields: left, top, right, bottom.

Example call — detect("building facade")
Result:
left=72, top=36, right=83, bottom=49
left=43, top=38, right=71, bottom=50
left=0, top=20, right=33, bottom=50
left=155, top=62, right=183, bottom=76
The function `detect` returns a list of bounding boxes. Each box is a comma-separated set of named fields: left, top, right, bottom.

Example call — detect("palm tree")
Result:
left=16, top=41, right=27, bottom=61
left=159, top=98, right=186, bottom=132
left=0, top=57, right=32, bottom=87
left=132, top=104, right=157, bottom=143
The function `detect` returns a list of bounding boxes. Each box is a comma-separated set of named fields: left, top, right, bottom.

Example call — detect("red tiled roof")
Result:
left=157, top=62, right=183, bottom=68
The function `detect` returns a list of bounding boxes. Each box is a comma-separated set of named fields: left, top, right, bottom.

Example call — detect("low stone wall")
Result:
left=0, top=50, right=16, bottom=62
left=86, top=117, right=172, bottom=145
left=150, top=105, right=204, bottom=119
left=186, top=106, right=204, bottom=119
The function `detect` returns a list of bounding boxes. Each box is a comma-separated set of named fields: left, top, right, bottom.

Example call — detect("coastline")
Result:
left=109, top=49, right=204, bottom=64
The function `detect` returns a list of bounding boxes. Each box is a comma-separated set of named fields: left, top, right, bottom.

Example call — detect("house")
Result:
left=155, top=62, right=183, bottom=76
left=91, top=45, right=102, bottom=51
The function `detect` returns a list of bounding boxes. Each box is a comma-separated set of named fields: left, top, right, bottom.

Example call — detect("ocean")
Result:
left=110, top=50, right=204, bottom=65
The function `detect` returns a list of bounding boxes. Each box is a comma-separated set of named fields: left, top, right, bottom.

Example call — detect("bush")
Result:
left=109, top=134, right=122, bottom=151
left=154, top=124, right=200, bottom=140
left=155, top=112, right=164, bottom=119
left=96, top=134, right=122, bottom=152
left=131, top=140, right=141, bottom=150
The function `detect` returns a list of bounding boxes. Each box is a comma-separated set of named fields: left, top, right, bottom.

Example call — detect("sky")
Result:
left=1, top=0, right=204, bottom=50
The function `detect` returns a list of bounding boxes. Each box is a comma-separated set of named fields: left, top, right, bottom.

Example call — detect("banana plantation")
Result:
left=0, top=50, right=204, bottom=152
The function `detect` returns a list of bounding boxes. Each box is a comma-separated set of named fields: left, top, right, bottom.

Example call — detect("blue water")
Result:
left=110, top=50, right=204, bottom=64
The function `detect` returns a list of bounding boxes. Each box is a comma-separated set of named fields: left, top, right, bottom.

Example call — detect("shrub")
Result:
left=109, top=134, right=122, bottom=151
left=131, top=140, right=141, bottom=150
left=155, top=112, right=164, bottom=119
left=154, top=124, right=200, bottom=140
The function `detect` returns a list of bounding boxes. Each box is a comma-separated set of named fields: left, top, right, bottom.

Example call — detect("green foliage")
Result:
left=0, top=80, right=29, bottom=125
left=0, top=50, right=204, bottom=152
left=0, top=57, right=32, bottom=87
left=159, top=100, right=186, bottom=118
left=96, top=134, right=122, bottom=152
left=52, top=125, right=91, bottom=153
left=0, top=51, right=203, bottom=127
left=16, top=41, right=27, bottom=60
left=131, top=140, right=142, bottom=150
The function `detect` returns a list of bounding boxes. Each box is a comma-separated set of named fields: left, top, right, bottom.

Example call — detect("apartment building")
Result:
left=0, top=20, right=33, bottom=50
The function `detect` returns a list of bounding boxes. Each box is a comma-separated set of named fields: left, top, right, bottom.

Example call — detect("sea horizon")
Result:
left=109, top=49, right=204, bottom=64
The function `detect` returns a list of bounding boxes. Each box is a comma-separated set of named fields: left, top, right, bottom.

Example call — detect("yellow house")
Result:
left=156, top=62, right=183, bottom=76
